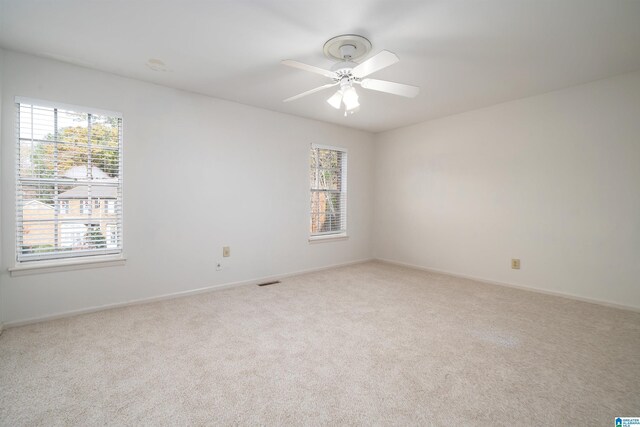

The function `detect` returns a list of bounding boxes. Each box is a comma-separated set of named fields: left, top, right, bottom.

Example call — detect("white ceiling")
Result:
left=1, top=0, right=640, bottom=133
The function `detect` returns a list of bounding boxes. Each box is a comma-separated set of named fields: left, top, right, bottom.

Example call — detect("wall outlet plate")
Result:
left=511, top=259, right=521, bottom=269
left=223, top=246, right=230, bottom=257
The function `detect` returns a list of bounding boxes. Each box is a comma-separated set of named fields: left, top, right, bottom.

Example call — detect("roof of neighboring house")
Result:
left=58, top=185, right=117, bottom=199
left=24, top=200, right=54, bottom=210
left=64, top=165, right=112, bottom=179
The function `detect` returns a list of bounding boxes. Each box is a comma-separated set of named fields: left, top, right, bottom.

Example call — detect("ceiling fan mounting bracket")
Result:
left=323, top=34, right=372, bottom=61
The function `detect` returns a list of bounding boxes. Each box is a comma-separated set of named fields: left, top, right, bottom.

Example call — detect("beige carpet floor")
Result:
left=1, top=261, right=639, bottom=426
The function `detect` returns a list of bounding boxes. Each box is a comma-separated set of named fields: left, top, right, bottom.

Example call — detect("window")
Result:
left=310, top=144, right=347, bottom=238
left=80, top=200, right=90, bottom=215
left=105, top=200, right=116, bottom=214
left=16, top=98, right=123, bottom=262
left=106, top=224, right=118, bottom=249
left=59, top=200, right=69, bottom=215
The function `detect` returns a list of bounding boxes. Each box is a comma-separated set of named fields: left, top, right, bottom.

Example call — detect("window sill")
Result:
left=9, top=254, right=126, bottom=277
left=308, top=233, right=349, bottom=243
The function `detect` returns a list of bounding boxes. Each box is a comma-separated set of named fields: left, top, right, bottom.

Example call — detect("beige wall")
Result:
left=21, top=203, right=55, bottom=248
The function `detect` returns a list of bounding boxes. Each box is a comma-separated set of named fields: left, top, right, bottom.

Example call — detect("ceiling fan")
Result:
left=282, top=35, right=419, bottom=115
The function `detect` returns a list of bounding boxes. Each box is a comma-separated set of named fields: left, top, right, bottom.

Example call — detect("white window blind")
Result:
left=16, top=98, right=123, bottom=262
left=310, top=144, right=347, bottom=237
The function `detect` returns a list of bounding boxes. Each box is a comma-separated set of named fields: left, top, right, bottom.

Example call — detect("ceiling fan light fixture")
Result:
left=327, top=90, right=343, bottom=109
left=342, top=86, right=360, bottom=111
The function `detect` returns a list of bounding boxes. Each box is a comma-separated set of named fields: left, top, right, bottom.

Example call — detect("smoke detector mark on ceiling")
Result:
left=146, top=58, right=169, bottom=72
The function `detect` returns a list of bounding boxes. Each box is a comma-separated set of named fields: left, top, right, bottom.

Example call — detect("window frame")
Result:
left=309, top=143, right=348, bottom=242
left=13, top=96, right=125, bottom=271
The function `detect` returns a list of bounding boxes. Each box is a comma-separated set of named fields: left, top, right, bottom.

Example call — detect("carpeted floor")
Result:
left=1, top=261, right=639, bottom=426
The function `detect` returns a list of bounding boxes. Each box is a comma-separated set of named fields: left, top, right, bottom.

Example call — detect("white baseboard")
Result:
left=375, top=258, right=640, bottom=313
left=3, top=258, right=374, bottom=329
left=5, top=256, right=636, bottom=329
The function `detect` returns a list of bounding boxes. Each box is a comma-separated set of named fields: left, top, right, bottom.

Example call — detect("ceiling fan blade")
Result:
left=283, top=83, right=339, bottom=103
left=360, top=78, right=420, bottom=98
left=281, top=60, right=337, bottom=79
left=352, top=50, right=399, bottom=78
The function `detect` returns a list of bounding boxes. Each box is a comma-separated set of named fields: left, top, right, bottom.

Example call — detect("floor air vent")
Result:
left=257, top=280, right=281, bottom=287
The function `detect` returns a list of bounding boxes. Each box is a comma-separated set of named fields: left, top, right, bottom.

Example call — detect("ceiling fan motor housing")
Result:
left=331, top=60, right=359, bottom=79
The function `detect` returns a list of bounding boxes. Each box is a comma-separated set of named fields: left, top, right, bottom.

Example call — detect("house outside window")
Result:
left=16, top=98, right=123, bottom=262
left=309, top=144, right=347, bottom=239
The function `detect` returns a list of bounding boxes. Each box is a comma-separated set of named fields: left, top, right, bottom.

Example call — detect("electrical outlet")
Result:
left=511, top=259, right=521, bottom=269
left=216, top=261, right=222, bottom=271
left=223, top=246, right=230, bottom=257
